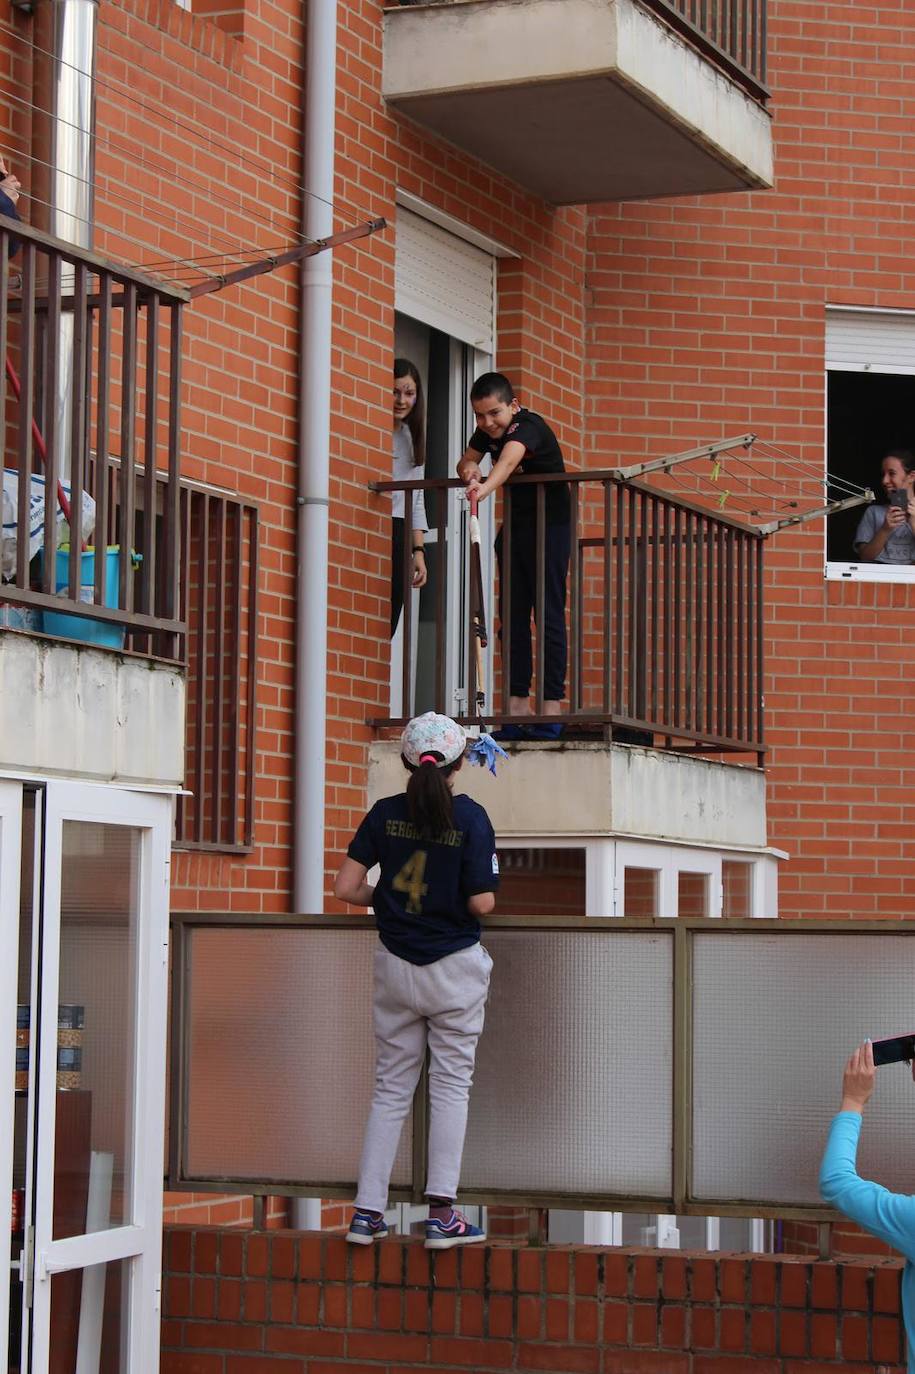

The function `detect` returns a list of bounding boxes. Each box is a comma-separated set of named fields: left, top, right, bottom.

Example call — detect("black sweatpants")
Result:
left=494, top=520, right=570, bottom=701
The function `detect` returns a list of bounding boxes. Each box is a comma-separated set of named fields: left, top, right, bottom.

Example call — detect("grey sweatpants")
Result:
left=355, top=940, right=492, bottom=1213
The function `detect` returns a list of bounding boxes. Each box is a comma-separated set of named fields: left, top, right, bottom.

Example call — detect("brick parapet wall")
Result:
left=161, top=1226, right=906, bottom=1371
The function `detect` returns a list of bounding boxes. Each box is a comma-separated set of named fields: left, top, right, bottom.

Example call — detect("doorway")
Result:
left=391, top=313, right=493, bottom=718
left=3, top=781, right=171, bottom=1374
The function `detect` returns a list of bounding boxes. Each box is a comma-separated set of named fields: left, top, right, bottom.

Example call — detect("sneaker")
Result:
left=492, top=724, right=525, bottom=741
left=526, top=721, right=564, bottom=740
left=345, top=1209, right=389, bottom=1245
left=424, top=1208, right=486, bottom=1250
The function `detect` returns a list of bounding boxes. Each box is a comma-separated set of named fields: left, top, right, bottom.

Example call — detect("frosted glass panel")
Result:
left=462, top=931, right=672, bottom=1195
left=693, top=933, right=915, bottom=1204
left=185, top=929, right=411, bottom=1186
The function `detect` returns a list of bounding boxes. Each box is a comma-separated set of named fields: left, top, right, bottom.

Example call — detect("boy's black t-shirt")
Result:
left=347, top=792, right=499, bottom=966
left=468, top=408, right=570, bottom=526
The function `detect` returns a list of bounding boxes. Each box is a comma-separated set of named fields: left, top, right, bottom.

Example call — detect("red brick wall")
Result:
left=7, top=0, right=913, bottom=921
left=17, top=0, right=588, bottom=913
left=161, top=1227, right=907, bottom=1371
left=583, top=1, right=915, bottom=918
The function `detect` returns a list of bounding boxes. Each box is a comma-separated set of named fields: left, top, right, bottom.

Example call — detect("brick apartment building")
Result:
left=3, top=0, right=915, bottom=1368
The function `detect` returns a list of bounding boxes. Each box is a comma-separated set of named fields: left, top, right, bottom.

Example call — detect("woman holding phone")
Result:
left=853, top=449, right=915, bottom=563
left=820, top=1041, right=915, bottom=1372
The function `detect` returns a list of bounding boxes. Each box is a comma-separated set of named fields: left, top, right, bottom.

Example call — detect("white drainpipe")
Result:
left=291, top=0, right=337, bottom=1235
left=33, top=0, right=98, bottom=478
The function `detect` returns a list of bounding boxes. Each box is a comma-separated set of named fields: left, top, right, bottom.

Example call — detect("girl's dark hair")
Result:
left=403, top=753, right=457, bottom=836
left=394, top=358, right=426, bottom=469
left=884, top=448, right=915, bottom=473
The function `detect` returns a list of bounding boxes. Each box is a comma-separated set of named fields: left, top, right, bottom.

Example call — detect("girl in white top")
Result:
left=391, top=359, right=429, bottom=633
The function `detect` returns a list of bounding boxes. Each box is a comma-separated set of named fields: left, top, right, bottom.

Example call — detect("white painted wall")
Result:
left=0, top=635, right=185, bottom=786
left=368, top=740, right=767, bottom=848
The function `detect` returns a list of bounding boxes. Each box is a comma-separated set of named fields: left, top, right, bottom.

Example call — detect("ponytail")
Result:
left=403, top=753, right=456, bottom=837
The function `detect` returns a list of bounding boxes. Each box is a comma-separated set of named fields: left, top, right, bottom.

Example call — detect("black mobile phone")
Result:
left=889, top=489, right=910, bottom=511
left=872, top=1033, right=915, bottom=1066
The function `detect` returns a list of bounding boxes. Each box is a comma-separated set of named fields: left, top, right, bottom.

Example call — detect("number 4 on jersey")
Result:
left=392, top=850, right=429, bottom=914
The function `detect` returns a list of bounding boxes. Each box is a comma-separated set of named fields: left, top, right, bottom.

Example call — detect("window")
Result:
left=825, top=307, right=915, bottom=582
left=496, top=848, right=586, bottom=917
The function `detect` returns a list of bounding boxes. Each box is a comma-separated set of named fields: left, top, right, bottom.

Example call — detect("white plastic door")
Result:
left=29, top=782, right=170, bottom=1374
left=1, top=781, right=23, bottom=1365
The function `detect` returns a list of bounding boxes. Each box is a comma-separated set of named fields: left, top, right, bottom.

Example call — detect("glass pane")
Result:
left=624, top=867, right=658, bottom=917
left=185, top=929, right=411, bottom=1187
left=462, top=931, right=672, bottom=1195
left=53, top=823, right=140, bottom=1238
left=49, top=1258, right=130, bottom=1374
left=692, top=932, right=915, bottom=1205
left=619, top=1212, right=654, bottom=1244
left=678, top=871, right=709, bottom=918
left=722, top=860, right=752, bottom=917
left=497, top=849, right=586, bottom=916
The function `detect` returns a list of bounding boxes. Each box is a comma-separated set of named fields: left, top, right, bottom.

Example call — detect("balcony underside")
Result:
left=383, top=0, right=773, bottom=205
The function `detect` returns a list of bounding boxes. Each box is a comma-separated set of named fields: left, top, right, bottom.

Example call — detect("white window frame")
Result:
left=825, top=304, right=915, bottom=584
left=30, top=782, right=171, bottom=1374
left=0, top=781, right=22, bottom=1357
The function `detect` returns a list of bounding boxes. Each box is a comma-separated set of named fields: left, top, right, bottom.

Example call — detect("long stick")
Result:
left=5, top=356, right=73, bottom=525
left=469, top=490, right=487, bottom=718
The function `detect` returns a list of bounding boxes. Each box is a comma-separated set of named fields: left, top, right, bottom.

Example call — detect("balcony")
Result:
left=383, top=0, right=773, bottom=204
left=376, top=461, right=765, bottom=759
left=0, top=219, right=258, bottom=846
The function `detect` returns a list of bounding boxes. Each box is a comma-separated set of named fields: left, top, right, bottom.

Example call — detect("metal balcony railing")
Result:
left=0, top=216, right=188, bottom=659
left=644, top=0, right=768, bottom=95
left=375, top=472, right=766, bottom=761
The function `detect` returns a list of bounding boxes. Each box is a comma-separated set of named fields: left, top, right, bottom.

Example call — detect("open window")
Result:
left=826, top=306, right=915, bottom=582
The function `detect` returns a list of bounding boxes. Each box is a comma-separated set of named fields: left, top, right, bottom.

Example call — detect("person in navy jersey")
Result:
left=457, top=372, right=570, bottom=740
left=335, top=712, right=499, bottom=1250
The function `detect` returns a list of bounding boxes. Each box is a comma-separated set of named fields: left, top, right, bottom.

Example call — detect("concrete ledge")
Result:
left=0, top=633, right=185, bottom=785
left=368, top=739, right=767, bottom=847
left=383, top=0, right=773, bottom=203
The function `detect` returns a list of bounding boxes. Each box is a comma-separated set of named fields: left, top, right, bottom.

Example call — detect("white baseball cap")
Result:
left=401, top=712, right=468, bottom=768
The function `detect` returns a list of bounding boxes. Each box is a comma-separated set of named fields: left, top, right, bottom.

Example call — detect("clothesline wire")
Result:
left=0, top=133, right=279, bottom=277
left=639, top=437, right=874, bottom=526
left=0, top=88, right=325, bottom=260
left=0, top=17, right=376, bottom=230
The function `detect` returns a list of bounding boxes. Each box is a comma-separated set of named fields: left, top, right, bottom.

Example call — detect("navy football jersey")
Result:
left=347, top=791, right=499, bottom=965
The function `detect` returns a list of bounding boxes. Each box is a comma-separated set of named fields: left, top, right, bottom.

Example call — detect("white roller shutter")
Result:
left=395, top=207, right=495, bottom=353
left=826, top=307, right=915, bottom=374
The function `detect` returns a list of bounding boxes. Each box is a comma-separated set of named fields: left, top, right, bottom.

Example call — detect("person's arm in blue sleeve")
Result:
left=820, top=1041, right=915, bottom=1262
left=461, top=807, right=498, bottom=917
left=334, top=805, right=380, bottom=907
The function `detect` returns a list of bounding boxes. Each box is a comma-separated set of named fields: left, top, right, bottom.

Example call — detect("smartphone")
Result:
left=872, top=1033, right=915, bottom=1066
left=889, top=489, right=910, bottom=511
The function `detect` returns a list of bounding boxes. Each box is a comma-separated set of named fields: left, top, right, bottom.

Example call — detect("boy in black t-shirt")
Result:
left=457, top=372, right=570, bottom=739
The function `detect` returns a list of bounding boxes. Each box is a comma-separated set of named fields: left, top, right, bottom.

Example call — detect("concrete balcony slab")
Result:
left=383, top=0, right=773, bottom=204
left=0, top=634, right=185, bottom=786
left=368, top=739, right=767, bottom=847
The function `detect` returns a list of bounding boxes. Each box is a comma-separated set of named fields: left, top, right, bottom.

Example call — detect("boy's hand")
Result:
left=458, top=458, right=483, bottom=485
left=840, top=1041, right=876, bottom=1114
